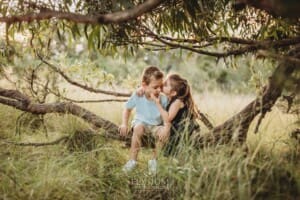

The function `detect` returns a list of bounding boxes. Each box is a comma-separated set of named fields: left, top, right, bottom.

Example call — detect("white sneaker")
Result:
left=122, top=160, right=137, bottom=172
left=148, top=159, right=157, bottom=175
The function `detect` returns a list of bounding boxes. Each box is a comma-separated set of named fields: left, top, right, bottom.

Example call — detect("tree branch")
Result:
left=49, top=95, right=127, bottom=103
left=0, top=0, right=165, bottom=25
left=0, top=88, right=124, bottom=141
left=142, top=26, right=300, bottom=58
left=32, top=81, right=128, bottom=103
left=38, top=54, right=131, bottom=97
left=158, top=35, right=256, bottom=45
left=157, top=35, right=300, bottom=58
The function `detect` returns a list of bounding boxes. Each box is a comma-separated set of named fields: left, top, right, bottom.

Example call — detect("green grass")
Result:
left=0, top=92, right=299, bottom=200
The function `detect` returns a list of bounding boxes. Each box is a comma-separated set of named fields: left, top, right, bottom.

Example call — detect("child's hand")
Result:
left=119, top=124, right=129, bottom=136
left=150, top=93, right=160, bottom=104
left=136, top=87, right=145, bottom=97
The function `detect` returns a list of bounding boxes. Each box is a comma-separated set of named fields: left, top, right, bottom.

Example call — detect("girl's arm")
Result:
left=151, top=94, right=183, bottom=125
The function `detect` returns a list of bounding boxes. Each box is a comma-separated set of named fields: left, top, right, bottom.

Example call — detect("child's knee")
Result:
left=133, top=124, right=145, bottom=137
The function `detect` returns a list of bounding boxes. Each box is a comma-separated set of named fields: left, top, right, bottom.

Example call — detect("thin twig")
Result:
left=37, top=82, right=128, bottom=103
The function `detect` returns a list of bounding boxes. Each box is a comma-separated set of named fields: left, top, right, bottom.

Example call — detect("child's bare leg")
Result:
left=152, top=125, right=171, bottom=159
left=130, top=124, right=145, bottom=161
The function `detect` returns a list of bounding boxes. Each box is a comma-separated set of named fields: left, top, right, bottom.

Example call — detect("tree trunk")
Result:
left=193, top=50, right=299, bottom=147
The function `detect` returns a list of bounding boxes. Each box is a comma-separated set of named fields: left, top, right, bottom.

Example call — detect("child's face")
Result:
left=143, top=77, right=163, bottom=97
left=162, top=79, right=176, bottom=98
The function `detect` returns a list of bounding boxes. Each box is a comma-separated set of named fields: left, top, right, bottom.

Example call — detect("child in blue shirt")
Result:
left=119, top=66, right=168, bottom=173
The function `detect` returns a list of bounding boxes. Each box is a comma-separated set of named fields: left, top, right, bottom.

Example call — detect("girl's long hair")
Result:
left=167, top=74, right=199, bottom=119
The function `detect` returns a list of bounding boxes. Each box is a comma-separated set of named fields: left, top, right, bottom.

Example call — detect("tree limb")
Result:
left=142, top=26, right=300, bottom=58
left=157, top=35, right=256, bottom=45
left=0, top=88, right=29, bottom=102
left=48, top=95, right=127, bottom=103
left=155, top=33, right=300, bottom=58
left=0, top=0, right=165, bottom=25
left=32, top=81, right=128, bottom=103
left=38, top=54, right=131, bottom=97
left=0, top=88, right=124, bottom=141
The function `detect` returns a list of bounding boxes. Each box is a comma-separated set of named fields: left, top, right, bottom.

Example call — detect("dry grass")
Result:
left=0, top=91, right=299, bottom=200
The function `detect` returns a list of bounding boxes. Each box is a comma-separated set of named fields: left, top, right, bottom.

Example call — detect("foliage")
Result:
left=0, top=0, right=299, bottom=57
left=0, top=0, right=299, bottom=98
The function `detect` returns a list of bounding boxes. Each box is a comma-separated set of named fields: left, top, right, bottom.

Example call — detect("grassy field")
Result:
left=0, top=91, right=299, bottom=200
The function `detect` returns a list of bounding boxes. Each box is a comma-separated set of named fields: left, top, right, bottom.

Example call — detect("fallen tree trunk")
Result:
left=0, top=51, right=298, bottom=147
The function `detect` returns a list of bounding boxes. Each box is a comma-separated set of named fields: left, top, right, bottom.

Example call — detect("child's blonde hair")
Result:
left=167, top=74, right=199, bottom=119
left=141, top=66, right=164, bottom=85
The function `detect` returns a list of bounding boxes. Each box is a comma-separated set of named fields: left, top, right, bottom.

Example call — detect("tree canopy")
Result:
left=0, top=0, right=299, bottom=58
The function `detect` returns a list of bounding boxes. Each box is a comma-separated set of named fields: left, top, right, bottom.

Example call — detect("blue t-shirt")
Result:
left=125, top=92, right=168, bottom=126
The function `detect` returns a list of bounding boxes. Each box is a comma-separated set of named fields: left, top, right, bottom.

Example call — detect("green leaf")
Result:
left=88, top=26, right=100, bottom=50
left=84, top=24, right=89, bottom=39
left=71, top=23, right=81, bottom=39
left=56, top=28, right=62, bottom=41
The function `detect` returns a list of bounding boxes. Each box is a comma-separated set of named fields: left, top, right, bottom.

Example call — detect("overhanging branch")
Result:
left=0, top=0, right=165, bottom=25
left=157, top=35, right=300, bottom=58
left=141, top=26, right=300, bottom=58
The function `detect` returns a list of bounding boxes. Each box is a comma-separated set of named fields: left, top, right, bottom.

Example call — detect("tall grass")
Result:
left=0, top=92, right=299, bottom=200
